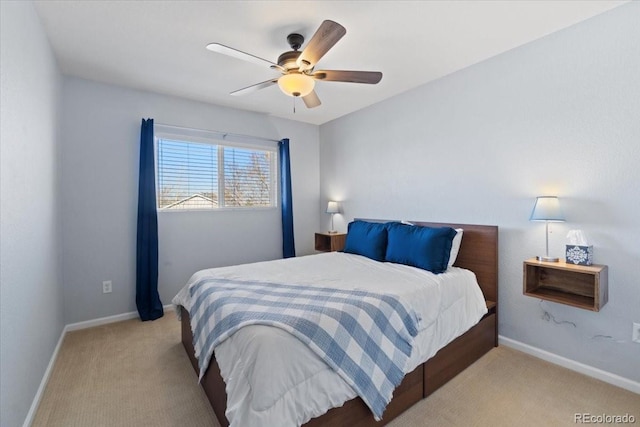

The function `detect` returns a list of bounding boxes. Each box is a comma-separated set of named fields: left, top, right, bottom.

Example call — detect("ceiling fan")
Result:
left=206, top=20, right=383, bottom=109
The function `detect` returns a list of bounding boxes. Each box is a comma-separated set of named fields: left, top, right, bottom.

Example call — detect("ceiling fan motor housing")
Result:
left=278, top=33, right=304, bottom=71
left=277, top=51, right=303, bottom=71
left=277, top=33, right=307, bottom=71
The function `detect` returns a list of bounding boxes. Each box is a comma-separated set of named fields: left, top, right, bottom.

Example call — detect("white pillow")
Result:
left=448, top=229, right=464, bottom=268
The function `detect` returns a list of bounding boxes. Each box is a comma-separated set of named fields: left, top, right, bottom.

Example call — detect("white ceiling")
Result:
left=33, top=1, right=626, bottom=125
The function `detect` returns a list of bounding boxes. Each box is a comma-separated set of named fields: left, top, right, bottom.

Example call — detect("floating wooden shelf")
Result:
left=314, top=232, right=346, bottom=252
left=523, top=258, right=608, bottom=311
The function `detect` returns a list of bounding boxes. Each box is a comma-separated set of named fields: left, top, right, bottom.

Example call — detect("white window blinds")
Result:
left=156, top=135, right=277, bottom=210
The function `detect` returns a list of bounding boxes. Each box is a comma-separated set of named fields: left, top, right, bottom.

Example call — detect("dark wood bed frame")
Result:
left=179, top=221, right=498, bottom=427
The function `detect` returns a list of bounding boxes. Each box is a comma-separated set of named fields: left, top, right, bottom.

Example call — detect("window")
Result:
left=156, top=134, right=277, bottom=210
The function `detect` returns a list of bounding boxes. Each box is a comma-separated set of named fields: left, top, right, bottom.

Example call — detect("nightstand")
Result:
left=314, top=232, right=346, bottom=252
left=523, top=258, right=608, bottom=311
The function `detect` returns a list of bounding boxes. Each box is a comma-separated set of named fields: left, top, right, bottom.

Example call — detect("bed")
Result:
left=174, top=220, right=498, bottom=427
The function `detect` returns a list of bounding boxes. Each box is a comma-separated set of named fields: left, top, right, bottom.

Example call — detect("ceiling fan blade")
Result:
left=302, top=90, right=321, bottom=108
left=206, top=43, right=276, bottom=68
left=297, top=20, right=346, bottom=71
left=311, top=70, right=383, bottom=84
left=230, top=79, right=278, bottom=96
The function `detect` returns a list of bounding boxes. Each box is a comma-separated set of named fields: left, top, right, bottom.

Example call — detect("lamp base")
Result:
left=536, top=256, right=559, bottom=262
left=327, top=230, right=338, bottom=234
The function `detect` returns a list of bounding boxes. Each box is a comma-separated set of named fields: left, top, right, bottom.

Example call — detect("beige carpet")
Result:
left=33, top=313, right=639, bottom=427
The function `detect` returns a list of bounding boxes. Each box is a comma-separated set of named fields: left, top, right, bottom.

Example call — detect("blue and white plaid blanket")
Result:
left=188, top=277, right=419, bottom=421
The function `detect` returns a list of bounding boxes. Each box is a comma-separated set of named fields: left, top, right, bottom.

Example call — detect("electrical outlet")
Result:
left=633, top=322, right=640, bottom=344
left=102, top=280, right=112, bottom=294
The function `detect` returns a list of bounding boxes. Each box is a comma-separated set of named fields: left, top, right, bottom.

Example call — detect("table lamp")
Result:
left=326, top=201, right=340, bottom=234
left=530, top=196, right=565, bottom=262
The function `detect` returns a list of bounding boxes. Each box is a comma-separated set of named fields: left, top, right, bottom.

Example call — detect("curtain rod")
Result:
left=154, top=122, right=281, bottom=144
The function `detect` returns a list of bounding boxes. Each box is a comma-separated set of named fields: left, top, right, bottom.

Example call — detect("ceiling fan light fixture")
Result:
left=277, top=73, right=315, bottom=97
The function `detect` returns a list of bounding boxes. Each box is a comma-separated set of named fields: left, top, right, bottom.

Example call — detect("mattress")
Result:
left=173, top=251, right=488, bottom=427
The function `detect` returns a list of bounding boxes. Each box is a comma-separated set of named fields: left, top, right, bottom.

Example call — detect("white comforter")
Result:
left=173, top=252, right=488, bottom=427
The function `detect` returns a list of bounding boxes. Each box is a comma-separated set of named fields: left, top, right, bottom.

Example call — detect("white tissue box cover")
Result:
left=566, top=245, right=593, bottom=265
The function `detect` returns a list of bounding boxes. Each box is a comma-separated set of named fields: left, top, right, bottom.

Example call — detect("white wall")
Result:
left=320, top=3, right=640, bottom=382
left=60, top=77, right=320, bottom=323
left=0, top=2, right=64, bottom=426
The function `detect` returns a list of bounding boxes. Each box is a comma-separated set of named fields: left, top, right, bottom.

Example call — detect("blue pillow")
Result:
left=343, top=220, right=388, bottom=261
left=385, top=223, right=457, bottom=274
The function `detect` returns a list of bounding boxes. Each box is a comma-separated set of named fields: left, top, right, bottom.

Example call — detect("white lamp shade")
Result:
left=530, top=196, right=565, bottom=222
left=278, top=73, right=315, bottom=97
left=326, top=201, right=340, bottom=214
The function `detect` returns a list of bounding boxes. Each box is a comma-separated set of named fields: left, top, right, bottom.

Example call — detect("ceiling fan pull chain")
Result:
left=293, top=96, right=296, bottom=114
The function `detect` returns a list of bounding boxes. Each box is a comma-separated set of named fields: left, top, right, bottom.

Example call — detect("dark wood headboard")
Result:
left=358, top=219, right=499, bottom=304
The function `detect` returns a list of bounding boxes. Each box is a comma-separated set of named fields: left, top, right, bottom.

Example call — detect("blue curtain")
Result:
left=136, top=118, right=164, bottom=321
left=279, top=138, right=295, bottom=258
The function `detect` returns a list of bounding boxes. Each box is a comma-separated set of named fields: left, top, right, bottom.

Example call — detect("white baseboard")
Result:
left=499, top=335, right=640, bottom=395
left=21, top=322, right=67, bottom=427
left=23, top=304, right=175, bottom=427
left=65, top=304, right=175, bottom=332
